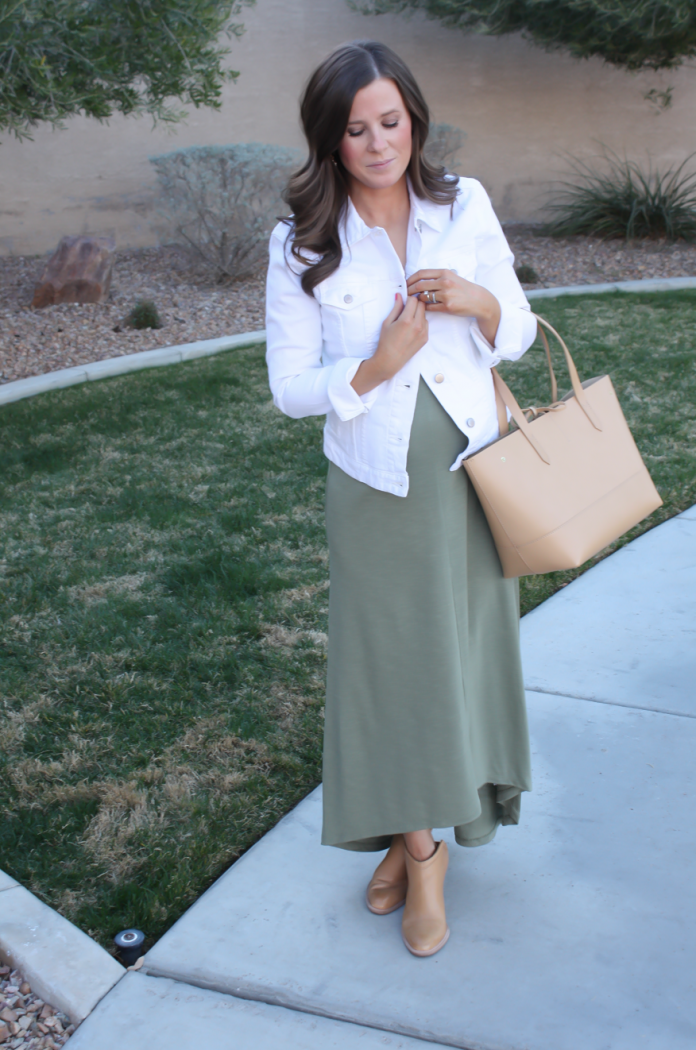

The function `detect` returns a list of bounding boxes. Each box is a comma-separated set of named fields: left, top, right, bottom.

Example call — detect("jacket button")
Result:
left=343, top=294, right=353, bottom=304
left=466, top=418, right=475, bottom=428
left=434, top=373, right=444, bottom=383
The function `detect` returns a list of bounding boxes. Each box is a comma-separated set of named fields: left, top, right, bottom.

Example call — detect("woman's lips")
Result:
left=368, top=158, right=394, bottom=169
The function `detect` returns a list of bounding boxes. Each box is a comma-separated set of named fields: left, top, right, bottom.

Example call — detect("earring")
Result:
left=330, top=154, right=338, bottom=167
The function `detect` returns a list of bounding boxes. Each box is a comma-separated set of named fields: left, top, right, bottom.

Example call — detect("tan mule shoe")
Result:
left=402, top=840, right=449, bottom=957
left=366, top=834, right=408, bottom=915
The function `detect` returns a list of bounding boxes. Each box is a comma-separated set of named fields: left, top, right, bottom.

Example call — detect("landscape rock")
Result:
left=31, top=236, right=115, bottom=309
left=0, top=969, right=75, bottom=1048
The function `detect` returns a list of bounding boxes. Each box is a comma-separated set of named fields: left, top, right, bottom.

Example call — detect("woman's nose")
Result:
left=368, top=129, right=387, bottom=152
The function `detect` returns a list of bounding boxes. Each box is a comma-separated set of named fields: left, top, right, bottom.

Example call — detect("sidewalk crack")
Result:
left=525, top=686, right=695, bottom=720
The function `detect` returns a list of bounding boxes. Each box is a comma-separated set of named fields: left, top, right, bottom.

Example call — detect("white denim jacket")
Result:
left=266, top=177, right=537, bottom=496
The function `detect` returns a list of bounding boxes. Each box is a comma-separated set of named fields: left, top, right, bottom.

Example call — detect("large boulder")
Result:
left=32, top=235, right=116, bottom=308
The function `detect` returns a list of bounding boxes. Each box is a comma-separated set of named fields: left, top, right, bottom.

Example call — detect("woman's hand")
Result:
left=406, top=269, right=501, bottom=346
left=351, top=293, right=428, bottom=396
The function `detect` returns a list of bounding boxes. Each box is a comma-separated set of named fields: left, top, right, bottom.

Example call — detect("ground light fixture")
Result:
left=114, top=928, right=146, bottom=966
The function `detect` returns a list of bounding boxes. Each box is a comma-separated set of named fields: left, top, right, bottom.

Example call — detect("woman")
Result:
left=266, top=40, right=536, bottom=957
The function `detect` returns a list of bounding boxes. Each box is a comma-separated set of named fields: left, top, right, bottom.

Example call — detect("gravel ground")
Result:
left=1, top=233, right=696, bottom=385
left=0, top=967, right=75, bottom=1049
left=506, top=226, right=696, bottom=289
left=0, top=246, right=265, bottom=385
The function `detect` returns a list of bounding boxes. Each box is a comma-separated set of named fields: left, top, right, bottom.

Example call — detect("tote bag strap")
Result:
left=492, top=368, right=551, bottom=464
left=537, top=323, right=559, bottom=404
left=534, top=316, right=602, bottom=431
left=494, top=314, right=603, bottom=437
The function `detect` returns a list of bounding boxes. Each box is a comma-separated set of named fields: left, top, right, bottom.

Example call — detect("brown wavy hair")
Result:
left=284, top=41, right=459, bottom=295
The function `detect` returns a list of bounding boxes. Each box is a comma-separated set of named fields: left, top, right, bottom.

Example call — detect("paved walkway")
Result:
left=70, top=508, right=696, bottom=1050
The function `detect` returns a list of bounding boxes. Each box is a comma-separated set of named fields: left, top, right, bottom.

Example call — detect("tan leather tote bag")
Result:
left=463, top=315, right=662, bottom=579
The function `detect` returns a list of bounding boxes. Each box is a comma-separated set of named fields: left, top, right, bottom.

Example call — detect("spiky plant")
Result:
left=543, top=152, right=696, bottom=241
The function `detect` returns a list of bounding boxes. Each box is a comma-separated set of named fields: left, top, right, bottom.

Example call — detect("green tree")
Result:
left=355, top=0, right=696, bottom=70
left=0, top=0, right=254, bottom=139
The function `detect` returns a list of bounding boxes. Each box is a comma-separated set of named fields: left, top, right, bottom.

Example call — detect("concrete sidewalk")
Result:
left=70, top=508, right=696, bottom=1050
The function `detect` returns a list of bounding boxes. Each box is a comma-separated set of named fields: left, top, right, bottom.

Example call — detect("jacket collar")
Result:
left=341, top=176, right=452, bottom=248
left=411, top=186, right=449, bottom=233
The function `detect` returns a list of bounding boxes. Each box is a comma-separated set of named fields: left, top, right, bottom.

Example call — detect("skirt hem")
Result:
left=323, top=782, right=527, bottom=852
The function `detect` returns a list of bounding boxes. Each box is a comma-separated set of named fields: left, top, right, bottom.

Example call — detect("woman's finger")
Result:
left=416, top=287, right=449, bottom=307
left=384, top=293, right=404, bottom=326
left=407, top=269, right=442, bottom=287
left=407, top=278, right=441, bottom=296
left=414, top=295, right=427, bottom=319
left=410, top=278, right=441, bottom=293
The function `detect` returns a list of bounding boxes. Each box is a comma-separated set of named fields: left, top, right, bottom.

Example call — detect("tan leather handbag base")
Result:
left=463, top=316, right=662, bottom=579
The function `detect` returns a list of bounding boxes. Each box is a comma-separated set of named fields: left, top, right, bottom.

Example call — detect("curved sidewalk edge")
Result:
left=0, top=869, right=124, bottom=1023
left=526, top=275, right=696, bottom=299
left=0, top=329, right=267, bottom=408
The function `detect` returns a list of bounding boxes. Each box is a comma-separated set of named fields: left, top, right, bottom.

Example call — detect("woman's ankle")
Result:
left=404, top=830, right=436, bottom=861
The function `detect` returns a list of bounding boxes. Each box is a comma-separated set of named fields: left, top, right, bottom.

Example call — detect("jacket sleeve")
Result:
left=466, top=181, right=538, bottom=366
left=265, top=227, right=374, bottom=421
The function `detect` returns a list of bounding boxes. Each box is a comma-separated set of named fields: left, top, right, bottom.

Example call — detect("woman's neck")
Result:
left=349, top=175, right=411, bottom=267
left=349, top=174, right=410, bottom=230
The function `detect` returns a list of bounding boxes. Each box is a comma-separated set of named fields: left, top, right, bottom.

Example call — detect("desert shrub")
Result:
left=151, top=143, right=300, bottom=281
left=126, top=300, right=162, bottom=330
left=543, top=151, right=696, bottom=241
left=515, top=264, right=539, bottom=284
left=424, top=122, right=466, bottom=172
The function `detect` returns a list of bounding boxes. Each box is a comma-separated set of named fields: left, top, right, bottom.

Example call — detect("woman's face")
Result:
left=338, top=77, right=412, bottom=191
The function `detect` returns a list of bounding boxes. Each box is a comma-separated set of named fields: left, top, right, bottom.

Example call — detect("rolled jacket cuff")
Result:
left=327, top=357, right=376, bottom=421
left=470, top=303, right=532, bottom=365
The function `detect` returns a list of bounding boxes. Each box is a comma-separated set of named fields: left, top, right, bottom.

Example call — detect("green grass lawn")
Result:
left=1, top=290, right=695, bottom=951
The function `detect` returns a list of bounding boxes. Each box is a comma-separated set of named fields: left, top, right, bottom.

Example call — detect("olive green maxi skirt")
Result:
left=322, top=378, right=532, bottom=852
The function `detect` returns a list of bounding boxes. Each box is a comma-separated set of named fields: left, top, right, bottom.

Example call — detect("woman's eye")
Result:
left=383, top=121, right=398, bottom=128
left=347, top=129, right=364, bottom=137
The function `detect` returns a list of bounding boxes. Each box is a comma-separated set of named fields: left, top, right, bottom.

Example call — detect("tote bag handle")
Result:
left=494, top=314, right=603, bottom=447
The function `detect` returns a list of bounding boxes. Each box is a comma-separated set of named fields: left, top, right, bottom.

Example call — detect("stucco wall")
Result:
left=2, top=0, right=695, bottom=256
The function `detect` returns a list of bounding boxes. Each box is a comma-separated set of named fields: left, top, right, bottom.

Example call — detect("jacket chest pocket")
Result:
left=319, top=284, right=387, bottom=356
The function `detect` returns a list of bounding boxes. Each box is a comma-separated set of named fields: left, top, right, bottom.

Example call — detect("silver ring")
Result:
left=430, top=291, right=438, bottom=304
